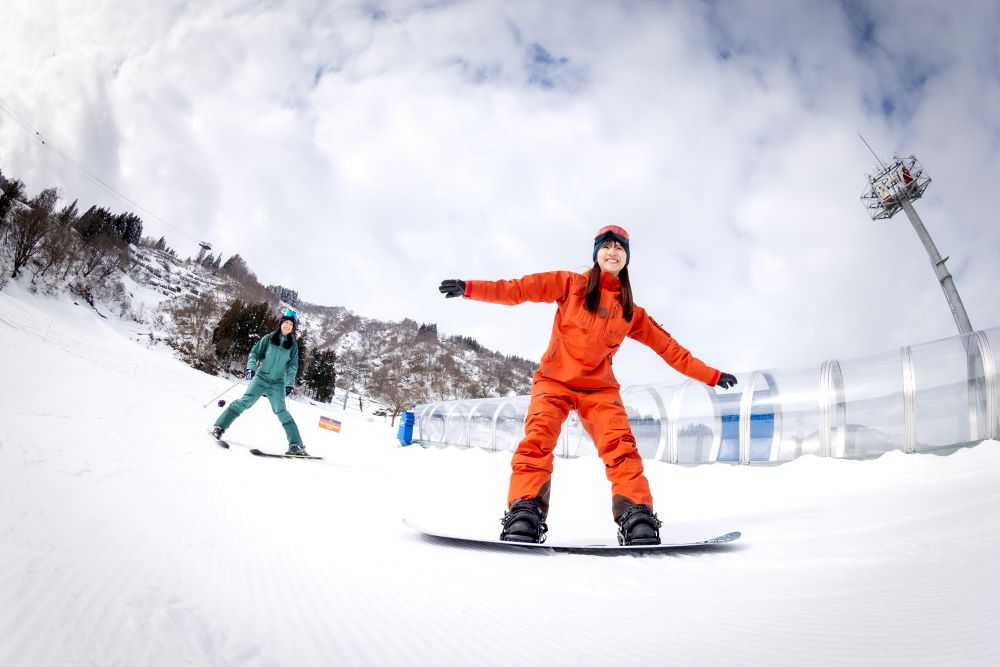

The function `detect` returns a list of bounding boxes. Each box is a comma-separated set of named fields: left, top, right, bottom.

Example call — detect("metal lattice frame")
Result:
left=861, top=155, right=931, bottom=221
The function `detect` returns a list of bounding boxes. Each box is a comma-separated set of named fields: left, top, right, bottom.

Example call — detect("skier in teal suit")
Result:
left=211, top=309, right=307, bottom=456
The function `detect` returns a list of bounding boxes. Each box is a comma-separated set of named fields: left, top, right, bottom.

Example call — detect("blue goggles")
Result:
left=282, top=308, right=297, bottom=321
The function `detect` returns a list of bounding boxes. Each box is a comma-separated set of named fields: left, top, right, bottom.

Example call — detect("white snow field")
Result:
left=2, top=281, right=1000, bottom=666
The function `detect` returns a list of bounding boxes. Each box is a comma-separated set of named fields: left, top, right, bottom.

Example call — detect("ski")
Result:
left=207, top=429, right=230, bottom=449
left=249, top=448, right=323, bottom=460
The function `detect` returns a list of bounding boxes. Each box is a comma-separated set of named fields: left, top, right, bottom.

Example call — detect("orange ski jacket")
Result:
left=465, top=270, right=722, bottom=391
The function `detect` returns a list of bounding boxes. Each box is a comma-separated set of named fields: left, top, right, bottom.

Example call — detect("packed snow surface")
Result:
left=2, top=282, right=999, bottom=666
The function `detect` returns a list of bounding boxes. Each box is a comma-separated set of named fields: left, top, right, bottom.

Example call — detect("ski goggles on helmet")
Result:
left=593, top=225, right=631, bottom=265
left=281, top=308, right=297, bottom=321
left=594, top=225, right=629, bottom=243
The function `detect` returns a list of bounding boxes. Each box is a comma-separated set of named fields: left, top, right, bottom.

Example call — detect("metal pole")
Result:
left=203, top=380, right=242, bottom=408
left=898, top=198, right=973, bottom=335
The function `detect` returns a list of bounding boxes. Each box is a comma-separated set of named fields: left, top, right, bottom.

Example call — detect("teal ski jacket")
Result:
left=247, top=331, right=299, bottom=388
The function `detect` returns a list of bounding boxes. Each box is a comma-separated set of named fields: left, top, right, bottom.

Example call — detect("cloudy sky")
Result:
left=3, top=0, right=999, bottom=386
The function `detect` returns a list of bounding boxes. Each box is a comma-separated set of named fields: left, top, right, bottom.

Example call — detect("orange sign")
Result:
left=319, top=416, right=342, bottom=433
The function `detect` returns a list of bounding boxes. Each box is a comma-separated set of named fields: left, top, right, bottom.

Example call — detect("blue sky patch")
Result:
left=524, top=43, right=585, bottom=91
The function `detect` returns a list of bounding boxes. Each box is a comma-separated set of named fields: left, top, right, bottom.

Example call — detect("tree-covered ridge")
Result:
left=0, top=167, right=536, bottom=423
left=0, top=172, right=142, bottom=287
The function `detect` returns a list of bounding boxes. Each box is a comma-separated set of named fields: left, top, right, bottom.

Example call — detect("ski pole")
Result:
left=203, top=380, right=242, bottom=408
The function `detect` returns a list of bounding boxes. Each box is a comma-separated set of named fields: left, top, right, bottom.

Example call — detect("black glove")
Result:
left=438, top=279, right=466, bottom=298
left=245, top=369, right=254, bottom=381
left=716, top=372, right=737, bottom=389
left=285, top=386, right=293, bottom=397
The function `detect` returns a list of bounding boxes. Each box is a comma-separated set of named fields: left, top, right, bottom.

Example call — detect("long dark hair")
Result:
left=585, top=263, right=634, bottom=322
left=270, top=317, right=296, bottom=348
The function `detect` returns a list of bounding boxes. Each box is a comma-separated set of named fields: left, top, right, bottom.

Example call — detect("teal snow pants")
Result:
left=214, top=376, right=303, bottom=446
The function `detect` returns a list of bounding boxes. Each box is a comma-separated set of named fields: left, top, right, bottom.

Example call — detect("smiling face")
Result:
left=280, top=319, right=294, bottom=336
left=596, top=240, right=627, bottom=276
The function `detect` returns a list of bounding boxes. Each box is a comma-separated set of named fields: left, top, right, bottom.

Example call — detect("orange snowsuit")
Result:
left=465, top=270, right=721, bottom=519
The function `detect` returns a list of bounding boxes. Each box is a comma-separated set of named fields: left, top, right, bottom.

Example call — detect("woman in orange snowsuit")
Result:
left=439, top=226, right=736, bottom=545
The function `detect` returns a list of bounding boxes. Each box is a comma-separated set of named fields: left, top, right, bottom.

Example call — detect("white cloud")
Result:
left=2, top=0, right=999, bottom=388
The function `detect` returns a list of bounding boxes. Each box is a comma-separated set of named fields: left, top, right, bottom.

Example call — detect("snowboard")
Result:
left=402, top=518, right=741, bottom=552
left=249, top=448, right=324, bottom=460
left=207, top=429, right=230, bottom=449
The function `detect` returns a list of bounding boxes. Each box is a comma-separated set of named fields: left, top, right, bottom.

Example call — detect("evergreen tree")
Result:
left=295, top=329, right=309, bottom=387
left=211, top=299, right=272, bottom=367
left=74, top=206, right=140, bottom=245
left=0, top=178, right=26, bottom=228
left=221, top=254, right=262, bottom=289
left=267, top=284, right=300, bottom=307
left=56, top=199, right=79, bottom=226
left=114, top=212, right=143, bottom=245
left=76, top=205, right=115, bottom=240
left=304, top=348, right=337, bottom=403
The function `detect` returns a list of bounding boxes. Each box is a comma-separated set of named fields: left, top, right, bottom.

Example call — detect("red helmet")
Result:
left=593, top=225, right=630, bottom=265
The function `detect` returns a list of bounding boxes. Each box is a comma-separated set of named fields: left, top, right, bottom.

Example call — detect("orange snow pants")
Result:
left=507, top=378, right=652, bottom=521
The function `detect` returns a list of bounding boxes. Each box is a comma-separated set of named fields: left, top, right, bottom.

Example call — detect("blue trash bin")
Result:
left=397, top=411, right=415, bottom=445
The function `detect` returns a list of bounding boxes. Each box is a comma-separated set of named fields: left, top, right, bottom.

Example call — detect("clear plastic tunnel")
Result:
left=410, top=327, right=1000, bottom=464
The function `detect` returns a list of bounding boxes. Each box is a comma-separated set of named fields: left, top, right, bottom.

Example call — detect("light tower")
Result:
left=196, top=241, right=212, bottom=264
left=861, top=153, right=973, bottom=335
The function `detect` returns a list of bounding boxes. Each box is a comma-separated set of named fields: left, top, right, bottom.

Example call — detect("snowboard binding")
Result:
left=499, top=498, right=548, bottom=544
left=616, top=503, right=663, bottom=546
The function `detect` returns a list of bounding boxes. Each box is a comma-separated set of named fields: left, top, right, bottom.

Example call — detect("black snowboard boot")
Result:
left=499, top=499, right=548, bottom=543
left=211, top=426, right=225, bottom=440
left=616, top=503, right=662, bottom=546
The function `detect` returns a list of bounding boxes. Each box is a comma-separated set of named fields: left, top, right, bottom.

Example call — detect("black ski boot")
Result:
left=499, top=499, right=548, bottom=543
left=616, top=503, right=662, bottom=546
left=286, top=443, right=309, bottom=456
left=211, top=426, right=225, bottom=440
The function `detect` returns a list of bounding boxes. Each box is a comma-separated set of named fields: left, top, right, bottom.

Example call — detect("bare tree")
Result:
left=34, top=221, right=78, bottom=283
left=33, top=199, right=82, bottom=283
left=6, top=188, right=58, bottom=278
left=76, top=233, right=129, bottom=280
left=168, top=291, right=221, bottom=358
left=370, top=362, right=429, bottom=426
left=94, top=240, right=132, bottom=281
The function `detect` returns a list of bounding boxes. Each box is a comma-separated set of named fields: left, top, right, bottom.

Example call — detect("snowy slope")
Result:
left=2, top=281, right=1000, bottom=666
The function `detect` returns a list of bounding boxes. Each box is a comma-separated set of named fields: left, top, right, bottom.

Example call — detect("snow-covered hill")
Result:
left=51, top=240, right=537, bottom=413
left=3, top=277, right=1000, bottom=666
